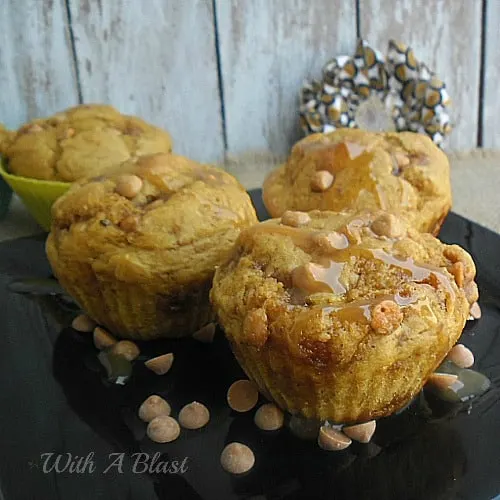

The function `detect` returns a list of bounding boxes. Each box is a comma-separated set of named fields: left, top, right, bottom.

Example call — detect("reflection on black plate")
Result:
left=0, top=190, right=499, bottom=500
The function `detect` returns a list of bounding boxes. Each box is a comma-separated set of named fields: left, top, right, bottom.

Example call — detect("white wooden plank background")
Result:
left=483, top=0, right=499, bottom=148
left=359, top=0, right=483, bottom=151
left=215, top=0, right=357, bottom=158
left=68, top=0, right=224, bottom=162
left=0, top=0, right=79, bottom=129
left=0, top=0, right=497, bottom=159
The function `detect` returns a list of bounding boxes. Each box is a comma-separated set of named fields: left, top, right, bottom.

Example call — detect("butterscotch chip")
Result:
left=64, top=127, right=75, bottom=139
left=394, top=152, right=410, bottom=167
left=281, top=211, right=311, bottom=227
left=227, top=380, right=259, bottom=412
left=115, top=174, right=143, bottom=198
left=71, top=314, right=96, bottom=333
left=110, top=340, right=140, bottom=361
left=427, top=373, right=459, bottom=391
left=192, top=323, right=216, bottom=343
left=312, top=231, right=349, bottom=251
left=470, top=302, right=482, bottom=319
left=292, top=262, right=332, bottom=294
left=464, top=281, right=479, bottom=304
left=145, top=353, right=174, bottom=375
left=25, top=124, right=44, bottom=133
left=242, top=308, right=268, bottom=348
left=178, top=401, right=210, bottom=429
left=447, top=344, right=474, bottom=368
left=93, top=327, right=117, bottom=350
left=220, top=443, right=255, bottom=474
left=343, top=420, right=376, bottom=443
left=449, top=261, right=465, bottom=288
left=311, top=170, right=334, bottom=191
left=370, top=300, right=403, bottom=335
left=254, top=403, right=284, bottom=431
left=147, top=415, right=180, bottom=443
left=371, top=213, right=405, bottom=239
left=318, top=425, right=352, bottom=451
left=119, top=215, right=139, bottom=232
left=138, top=395, right=171, bottom=422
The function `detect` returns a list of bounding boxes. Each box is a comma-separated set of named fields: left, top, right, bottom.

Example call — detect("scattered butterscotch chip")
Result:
left=147, top=415, right=180, bottom=443
left=281, top=210, right=311, bottom=227
left=192, top=323, right=216, bottom=343
left=111, top=340, right=140, bottom=361
left=394, top=152, right=410, bottom=168
left=371, top=213, right=405, bottom=239
left=71, top=314, right=96, bottom=333
left=145, top=353, right=174, bottom=375
left=447, top=344, right=474, bottom=368
left=178, top=401, right=210, bottom=430
left=115, top=174, right=143, bottom=198
left=254, top=403, right=284, bottom=431
left=343, top=420, right=376, bottom=443
left=370, top=300, right=403, bottom=335
left=318, top=425, right=352, bottom=451
left=93, top=327, right=117, bottom=350
left=139, top=395, right=171, bottom=422
left=227, top=380, right=259, bottom=412
left=427, top=372, right=459, bottom=391
left=220, top=443, right=255, bottom=475
left=311, top=170, right=334, bottom=192
left=470, top=302, right=482, bottom=319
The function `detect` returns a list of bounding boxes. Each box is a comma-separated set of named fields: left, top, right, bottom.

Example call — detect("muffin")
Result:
left=0, top=104, right=173, bottom=182
left=262, top=129, right=451, bottom=235
left=46, top=153, right=258, bottom=340
left=211, top=209, right=477, bottom=423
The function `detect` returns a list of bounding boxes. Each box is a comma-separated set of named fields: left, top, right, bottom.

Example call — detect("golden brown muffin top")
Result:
left=212, top=210, right=476, bottom=421
left=262, top=129, right=451, bottom=234
left=0, top=104, right=173, bottom=182
left=49, top=153, right=258, bottom=290
left=215, top=209, right=474, bottom=360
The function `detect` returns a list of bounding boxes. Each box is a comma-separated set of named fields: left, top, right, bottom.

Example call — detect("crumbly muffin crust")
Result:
left=262, top=129, right=452, bottom=235
left=211, top=210, right=476, bottom=423
left=46, top=153, right=258, bottom=339
left=1, top=104, right=173, bottom=181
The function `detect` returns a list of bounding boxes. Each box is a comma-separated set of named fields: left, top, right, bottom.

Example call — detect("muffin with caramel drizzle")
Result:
left=46, top=153, right=258, bottom=340
left=262, top=129, right=451, bottom=235
left=211, top=209, right=478, bottom=423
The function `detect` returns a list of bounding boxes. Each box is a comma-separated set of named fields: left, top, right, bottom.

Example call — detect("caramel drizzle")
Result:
left=243, top=220, right=455, bottom=320
left=299, top=140, right=388, bottom=208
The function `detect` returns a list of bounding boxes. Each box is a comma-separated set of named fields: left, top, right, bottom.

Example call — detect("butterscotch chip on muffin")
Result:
left=262, top=129, right=451, bottom=235
left=211, top=210, right=476, bottom=423
left=46, top=153, right=258, bottom=339
left=0, top=104, right=173, bottom=181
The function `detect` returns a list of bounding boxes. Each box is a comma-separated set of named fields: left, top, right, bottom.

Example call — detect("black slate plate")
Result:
left=0, top=190, right=499, bottom=500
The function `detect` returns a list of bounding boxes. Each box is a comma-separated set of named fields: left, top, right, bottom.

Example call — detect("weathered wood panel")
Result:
left=359, top=0, right=482, bottom=151
left=0, top=0, right=79, bottom=129
left=216, top=0, right=357, bottom=157
left=483, top=0, right=499, bottom=148
left=69, top=0, right=224, bottom=162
